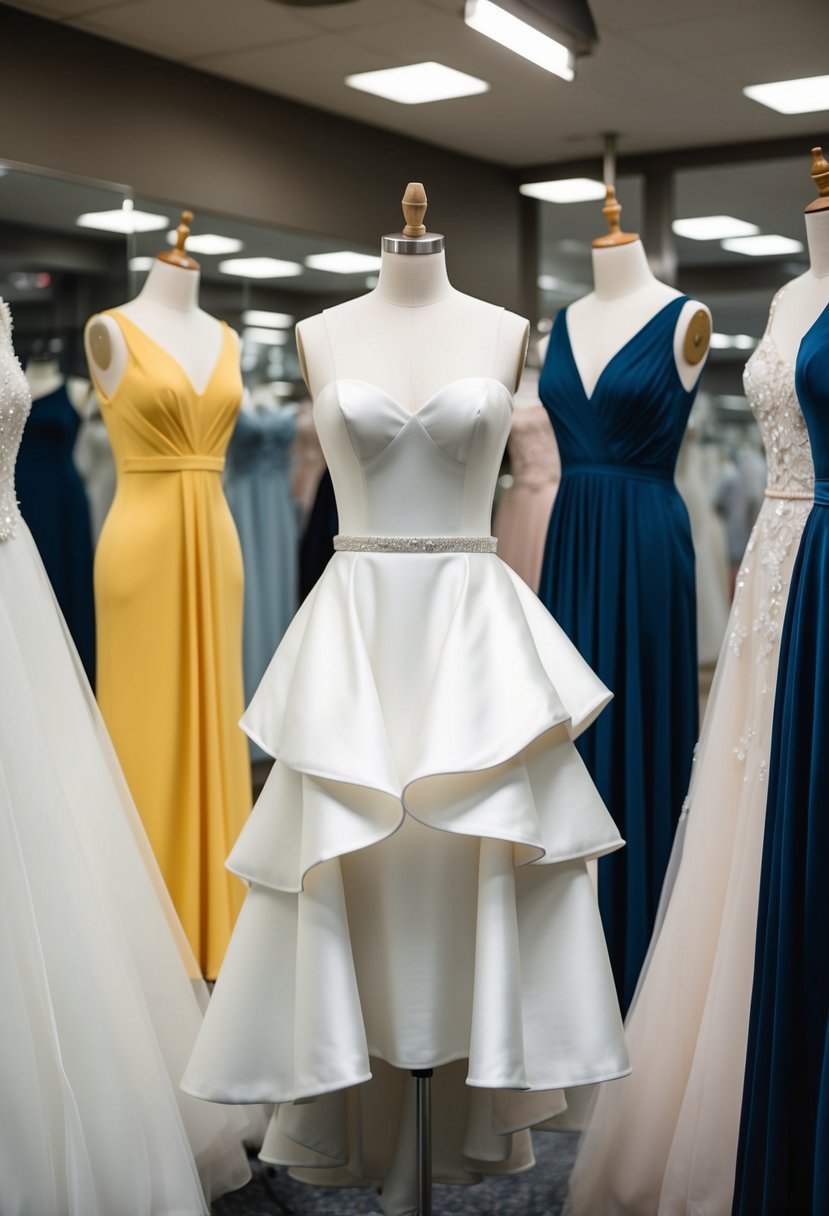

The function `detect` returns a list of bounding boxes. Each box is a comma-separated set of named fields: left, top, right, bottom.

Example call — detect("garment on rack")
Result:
left=299, top=466, right=337, bottom=600
left=538, top=297, right=699, bottom=1008
left=0, top=300, right=250, bottom=1216
left=183, top=304, right=629, bottom=1216
left=15, top=379, right=96, bottom=682
left=676, top=431, right=732, bottom=666
left=493, top=402, right=560, bottom=592
left=75, top=402, right=117, bottom=544
left=734, top=295, right=829, bottom=1216
left=90, top=312, right=251, bottom=980
left=567, top=284, right=814, bottom=1216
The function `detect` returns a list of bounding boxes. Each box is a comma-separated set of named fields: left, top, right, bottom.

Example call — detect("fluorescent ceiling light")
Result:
left=129, top=256, right=155, bottom=272
left=710, top=332, right=757, bottom=350
left=77, top=203, right=169, bottom=234
left=672, top=215, right=760, bottom=241
left=520, top=178, right=605, bottom=204
left=219, top=257, right=303, bottom=279
left=721, top=234, right=804, bottom=257
left=744, top=74, right=829, bottom=114
left=243, top=327, right=289, bottom=346
left=465, top=0, right=575, bottom=81
left=345, top=61, right=489, bottom=104
left=305, top=251, right=382, bottom=274
left=167, top=231, right=243, bottom=255
left=537, top=273, right=588, bottom=293
left=241, top=309, right=294, bottom=329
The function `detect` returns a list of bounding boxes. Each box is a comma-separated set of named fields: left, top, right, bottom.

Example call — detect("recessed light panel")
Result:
left=77, top=208, right=169, bottom=234
left=710, top=333, right=757, bottom=350
left=672, top=215, right=760, bottom=241
left=241, top=310, right=294, bottom=329
left=721, top=235, right=804, bottom=257
left=219, top=257, right=303, bottom=279
left=243, top=327, right=289, bottom=346
left=465, top=0, right=575, bottom=81
left=305, top=251, right=382, bottom=274
left=345, top=62, right=489, bottom=105
left=520, top=178, right=606, bottom=204
left=167, top=232, right=243, bottom=255
left=744, top=74, right=829, bottom=114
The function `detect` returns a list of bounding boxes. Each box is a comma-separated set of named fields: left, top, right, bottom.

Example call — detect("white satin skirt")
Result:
left=183, top=551, right=630, bottom=1214
left=0, top=524, right=251, bottom=1216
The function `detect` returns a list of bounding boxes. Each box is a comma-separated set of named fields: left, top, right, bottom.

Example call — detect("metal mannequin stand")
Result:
left=412, top=1068, right=433, bottom=1216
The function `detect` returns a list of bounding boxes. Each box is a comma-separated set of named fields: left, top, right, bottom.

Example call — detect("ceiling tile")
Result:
left=2, top=0, right=134, bottom=15
left=292, top=0, right=412, bottom=31
left=625, top=2, right=829, bottom=63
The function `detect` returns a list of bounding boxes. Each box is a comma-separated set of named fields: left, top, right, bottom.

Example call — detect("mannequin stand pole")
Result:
left=412, top=1068, right=433, bottom=1216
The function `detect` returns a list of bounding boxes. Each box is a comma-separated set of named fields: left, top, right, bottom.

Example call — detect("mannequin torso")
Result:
left=296, top=249, right=529, bottom=406
left=540, top=240, right=710, bottom=393
left=25, top=358, right=90, bottom=413
left=766, top=212, right=829, bottom=361
left=84, top=260, right=231, bottom=400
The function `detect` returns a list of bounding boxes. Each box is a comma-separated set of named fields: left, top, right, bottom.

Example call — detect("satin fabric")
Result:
left=735, top=300, right=829, bottom=1216
left=538, top=298, right=699, bottom=1008
left=493, top=403, right=560, bottom=592
left=16, top=382, right=96, bottom=682
left=90, top=313, right=251, bottom=979
left=184, top=326, right=629, bottom=1215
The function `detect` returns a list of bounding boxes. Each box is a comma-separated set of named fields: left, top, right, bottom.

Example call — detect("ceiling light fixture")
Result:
left=672, top=215, right=760, bottom=241
left=721, top=234, right=804, bottom=257
left=345, top=62, right=489, bottom=104
left=167, top=231, right=243, bottom=255
left=744, top=74, right=829, bottom=115
left=219, top=257, right=303, bottom=279
left=465, top=0, right=598, bottom=82
left=77, top=200, right=169, bottom=234
left=520, top=178, right=606, bottom=203
left=241, top=309, right=294, bottom=328
left=305, top=251, right=383, bottom=274
left=243, top=327, right=289, bottom=346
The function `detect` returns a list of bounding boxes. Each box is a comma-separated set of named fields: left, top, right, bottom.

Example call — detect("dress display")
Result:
left=675, top=428, right=731, bottom=666
left=538, top=296, right=699, bottom=1008
left=493, top=401, right=560, bottom=592
left=15, top=379, right=96, bottom=682
left=734, top=297, right=829, bottom=1216
left=0, top=300, right=250, bottom=1215
left=75, top=401, right=117, bottom=543
left=225, top=404, right=299, bottom=703
left=90, top=312, right=251, bottom=979
left=567, top=284, right=814, bottom=1216
left=183, top=307, right=630, bottom=1215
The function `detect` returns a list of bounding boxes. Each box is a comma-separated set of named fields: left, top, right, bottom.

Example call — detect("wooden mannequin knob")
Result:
left=158, top=209, right=200, bottom=270
left=592, top=184, right=640, bottom=248
left=806, top=147, right=829, bottom=214
left=401, top=182, right=427, bottom=238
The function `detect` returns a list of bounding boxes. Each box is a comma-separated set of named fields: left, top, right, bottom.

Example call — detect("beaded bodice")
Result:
left=743, top=286, right=814, bottom=497
left=0, top=300, right=32, bottom=542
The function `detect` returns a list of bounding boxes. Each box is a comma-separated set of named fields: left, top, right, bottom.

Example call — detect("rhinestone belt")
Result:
left=764, top=487, right=813, bottom=501
left=334, top=534, right=498, bottom=554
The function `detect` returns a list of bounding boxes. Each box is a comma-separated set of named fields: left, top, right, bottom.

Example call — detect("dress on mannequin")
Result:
left=87, top=257, right=251, bottom=979
left=734, top=293, right=829, bottom=1216
left=16, top=377, right=96, bottom=682
left=183, top=237, right=629, bottom=1215
left=539, top=292, right=701, bottom=1008
left=567, top=281, right=814, bottom=1216
left=0, top=299, right=250, bottom=1215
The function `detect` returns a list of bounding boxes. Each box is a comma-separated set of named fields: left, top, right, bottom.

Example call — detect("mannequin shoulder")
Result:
left=674, top=297, right=712, bottom=389
left=295, top=312, right=336, bottom=399
left=84, top=311, right=128, bottom=397
left=496, top=308, right=531, bottom=393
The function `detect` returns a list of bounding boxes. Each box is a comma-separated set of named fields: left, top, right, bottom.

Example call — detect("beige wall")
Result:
left=0, top=6, right=526, bottom=310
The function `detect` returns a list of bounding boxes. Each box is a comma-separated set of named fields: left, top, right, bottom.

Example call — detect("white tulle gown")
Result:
left=183, top=305, right=630, bottom=1215
left=0, top=299, right=251, bottom=1216
left=568, top=284, right=814, bottom=1215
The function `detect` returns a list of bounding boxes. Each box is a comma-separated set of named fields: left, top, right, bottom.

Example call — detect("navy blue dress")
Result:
left=734, top=300, right=829, bottom=1216
left=16, top=383, right=96, bottom=684
left=539, top=298, right=699, bottom=1008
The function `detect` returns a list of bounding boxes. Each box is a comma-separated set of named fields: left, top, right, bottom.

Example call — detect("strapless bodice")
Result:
left=313, top=377, right=513, bottom=537
left=0, top=301, right=32, bottom=542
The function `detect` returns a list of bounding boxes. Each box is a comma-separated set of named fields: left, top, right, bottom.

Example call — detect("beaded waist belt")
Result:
left=764, top=487, right=813, bottom=501
left=334, top=534, right=497, bottom=554
left=123, top=455, right=225, bottom=473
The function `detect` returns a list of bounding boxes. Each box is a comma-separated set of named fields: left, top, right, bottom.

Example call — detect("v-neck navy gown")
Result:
left=539, top=297, right=699, bottom=1008
left=734, top=299, right=829, bottom=1216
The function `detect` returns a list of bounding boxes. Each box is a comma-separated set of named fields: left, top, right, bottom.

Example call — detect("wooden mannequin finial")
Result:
left=592, top=184, right=639, bottom=248
left=401, top=182, right=427, bottom=238
left=806, top=147, right=829, bottom=214
left=157, top=209, right=200, bottom=270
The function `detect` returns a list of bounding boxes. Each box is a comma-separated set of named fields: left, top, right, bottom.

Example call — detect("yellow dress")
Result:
left=91, top=312, right=251, bottom=978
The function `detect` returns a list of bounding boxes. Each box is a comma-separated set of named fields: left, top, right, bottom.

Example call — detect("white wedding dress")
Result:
left=0, top=300, right=251, bottom=1215
left=183, top=306, right=630, bottom=1215
left=567, top=283, right=814, bottom=1215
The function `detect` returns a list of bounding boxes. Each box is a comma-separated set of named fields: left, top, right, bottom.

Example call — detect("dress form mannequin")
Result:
left=25, top=357, right=90, bottom=413
left=540, top=185, right=711, bottom=390
left=84, top=211, right=232, bottom=397
left=765, top=153, right=829, bottom=359
left=297, top=183, right=529, bottom=405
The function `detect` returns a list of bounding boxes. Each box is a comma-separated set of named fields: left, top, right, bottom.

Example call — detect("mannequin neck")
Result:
left=138, top=258, right=200, bottom=312
left=805, top=210, right=829, bottom=280
left=591, top=239, right=656, bottom=301
left=373, top=249, right=454, bottom=307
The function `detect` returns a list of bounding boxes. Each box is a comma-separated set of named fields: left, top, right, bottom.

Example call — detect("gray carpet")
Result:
left=214, top=1132, right=578, bottom=1215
